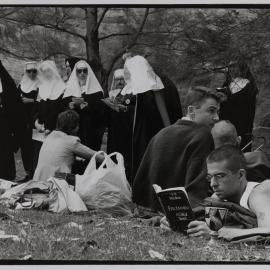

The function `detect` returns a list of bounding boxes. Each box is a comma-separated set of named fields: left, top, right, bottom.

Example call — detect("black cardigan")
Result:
left=132, top=119, right=214, bottom=211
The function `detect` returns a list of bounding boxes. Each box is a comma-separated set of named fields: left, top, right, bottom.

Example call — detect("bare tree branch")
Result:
left=3, top=17, right=86, bottom=41
left=0, top=7, right=24, bottom=18
left=99, top=32, right=131, bottom=41
left=107, top=8, right=150, bottom=73
left=0, top=46, right=36, bottom=60
left=95, top=8, right=109, bottom=31
left=38, top=22, right=86, bottom=41
left=99, top=29, right=183, bottom=42
left=43, top=51, right=74, bottom=60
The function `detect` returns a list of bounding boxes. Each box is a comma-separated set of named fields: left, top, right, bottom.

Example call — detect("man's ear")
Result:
left=239, top=168, right=246, bottom=179
left=187, top=105, right=196, bottom=120
left=187, top=105, right=195, bottom=115
left=236, top=136, right=242, bottom=147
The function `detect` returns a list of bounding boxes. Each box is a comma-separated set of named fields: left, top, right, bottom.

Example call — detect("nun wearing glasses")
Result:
left=63, top=60, right=106, bottom=151
left=17, top=62, right=39, bottom=181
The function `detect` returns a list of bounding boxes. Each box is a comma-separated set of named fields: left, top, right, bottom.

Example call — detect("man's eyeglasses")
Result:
left=26, top=69, right=37, bottom=74
left=76, top=68, right=88, bottom=74
left=206, top=171, right=237, bottom=182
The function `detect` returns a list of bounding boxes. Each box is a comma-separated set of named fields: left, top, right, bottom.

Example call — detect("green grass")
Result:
left=2, top=151, right=268, bottom=261
left=0, top=206, right=270, bottom=261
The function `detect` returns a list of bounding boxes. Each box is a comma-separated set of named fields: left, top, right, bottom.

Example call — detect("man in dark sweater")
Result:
left=132, top=86, right=221, bottom=211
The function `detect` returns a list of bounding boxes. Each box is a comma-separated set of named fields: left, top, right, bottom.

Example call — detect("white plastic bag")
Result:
left=47, top=178, right=87, bottom=213
left=76, top=151, right=133, bottom=215
left=0, top=179, right=17, bottom=195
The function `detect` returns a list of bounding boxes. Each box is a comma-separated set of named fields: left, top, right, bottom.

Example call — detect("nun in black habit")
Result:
left=63, top=60, right=106, bottom=151
left=123, top=55, right=183, bottom=182
left=17, top=61, right=39, bottom=180
left=219, top=61, right=258, bottom=151
left=105, top=68, right=136, bottom=181
left=35, top=60, right=65, bottom=133
left=0, top=61, right=27, bottom=180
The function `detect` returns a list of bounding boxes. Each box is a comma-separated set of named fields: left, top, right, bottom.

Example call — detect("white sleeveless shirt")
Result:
left=239, top=182, right=260, bottom=210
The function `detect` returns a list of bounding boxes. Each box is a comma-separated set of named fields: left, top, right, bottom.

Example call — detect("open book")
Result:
left=153, top=184, right=194, bottom=233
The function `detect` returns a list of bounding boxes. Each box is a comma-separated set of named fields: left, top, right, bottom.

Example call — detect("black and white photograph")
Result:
left=0, top=1, right=270, bottom=264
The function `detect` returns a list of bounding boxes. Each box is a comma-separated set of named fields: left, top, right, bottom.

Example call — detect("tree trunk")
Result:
left=85, top=8, right=109, bottom=94
left=85, top=8, right=99, bottom=64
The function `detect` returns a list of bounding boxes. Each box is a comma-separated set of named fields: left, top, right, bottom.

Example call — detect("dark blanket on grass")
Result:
left=245, top=151, right=270, bottom=182
left=132, top=120, right=214, bottom=211
left=193, top=197, right=257, bottom=229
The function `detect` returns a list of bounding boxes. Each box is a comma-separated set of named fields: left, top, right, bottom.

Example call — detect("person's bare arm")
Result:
left=211, top=193, right=223, bottom=201
left=73, top=140, right=105, bottom=163
left=249, top=180, right=270, bottom=227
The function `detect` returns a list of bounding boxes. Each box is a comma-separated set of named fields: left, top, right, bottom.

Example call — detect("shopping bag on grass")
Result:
left=75, top=151, right=133, bottom=215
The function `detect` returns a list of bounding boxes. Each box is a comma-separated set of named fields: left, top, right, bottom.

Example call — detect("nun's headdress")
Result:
left=121, top=55, right=164, bottom=95
left=110, top=69, right=125, bottom=91
left=37, top=60, right=66, bottom=100
left=19, top=61, right=39, bottom=94
left=63, top=60, right=103, bottom=98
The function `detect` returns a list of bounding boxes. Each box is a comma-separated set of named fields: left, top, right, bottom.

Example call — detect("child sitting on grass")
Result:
left=33, top=110, right=104, bottom=182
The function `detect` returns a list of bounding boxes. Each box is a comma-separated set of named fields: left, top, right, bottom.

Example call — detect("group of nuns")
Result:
left=0, top=54, right=258, bottom=185
left=0, top=59, right=106, bottom=182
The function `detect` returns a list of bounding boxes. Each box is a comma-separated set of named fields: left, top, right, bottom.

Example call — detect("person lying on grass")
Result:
left=33, top=110, right=104, bottom=182
left=161, top=145, right=270, bottom=237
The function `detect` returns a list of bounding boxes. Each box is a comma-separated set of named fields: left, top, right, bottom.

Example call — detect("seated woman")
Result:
left=33, top=110, right=104, bottom=182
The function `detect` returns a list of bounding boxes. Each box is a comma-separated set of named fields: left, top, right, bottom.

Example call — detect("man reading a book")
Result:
left=162, top=145, right=270, bottom=237
left=132, top=86, right=221, bottom=211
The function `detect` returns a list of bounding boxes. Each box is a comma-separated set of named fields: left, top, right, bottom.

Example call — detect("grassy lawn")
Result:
left=0, top=206, right=270, bottom=262
left=0, top=152, right=268, bottom=262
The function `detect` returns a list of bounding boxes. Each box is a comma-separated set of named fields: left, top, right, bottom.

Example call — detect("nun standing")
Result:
left=63, top=60, right=106, bottom=150
left=33, top=60, right=66, bottom=172
left=219, top=60, right=258, bottom=151
left=35, top=60, right=66, bottom=133
left=123, top=55, right=182, bottom=182
left=105, top=69, right=136, bottom=181
left=17, top=62, right=39, bottom=180
left=0, top=61, right=27, bottom=180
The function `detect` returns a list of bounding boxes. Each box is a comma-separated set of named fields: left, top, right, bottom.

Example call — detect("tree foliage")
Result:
left=0, top=7, right=270, bottom=95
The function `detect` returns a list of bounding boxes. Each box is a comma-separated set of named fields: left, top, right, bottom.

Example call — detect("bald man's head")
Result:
left=211, top=120, right=241, bottom=149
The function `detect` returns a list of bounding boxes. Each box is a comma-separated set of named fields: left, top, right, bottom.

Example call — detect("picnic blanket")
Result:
left=0, top=178, right=87, bottom=213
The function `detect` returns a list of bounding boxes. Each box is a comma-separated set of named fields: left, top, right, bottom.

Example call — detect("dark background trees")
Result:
left=0, top=7, right=270, bottom=128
